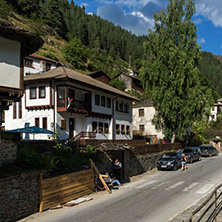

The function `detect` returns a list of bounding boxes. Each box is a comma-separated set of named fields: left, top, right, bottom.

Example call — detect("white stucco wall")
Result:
left=132, top=106, right=164, bottom=139
left=5, top=95, right=54, bottom=140
left=209, top=105, right=218, bottom=121
left=0, top=36, right=20, bottom=89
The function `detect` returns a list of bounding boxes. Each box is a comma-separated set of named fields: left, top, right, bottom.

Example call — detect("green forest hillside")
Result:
left=1, top=0, right=222, bottom=98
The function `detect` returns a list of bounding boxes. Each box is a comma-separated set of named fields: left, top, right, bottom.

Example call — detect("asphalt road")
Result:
left=20, top=154, right=222, bottom=222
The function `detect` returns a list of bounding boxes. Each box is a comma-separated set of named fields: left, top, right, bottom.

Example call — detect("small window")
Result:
left=107, top=97, right=111, bottom=108
left=19, top=101, right=22, bottom=119
left=30, top=87, right=36, bottom=99
left=116, top=124, right=120, bottom=134
left=139, top=109, right=144, bottom=117
left=43, top=117, right=47, bottom=129
left=119, top=102, right=123, bottom=112
left=46, top=63, right=51, bottom=71
left=121, top=125, right=125, bottom=134
left=35, top=118, right=40, bottom=127
left=124, top=104, right=128, bottom=113
left=92, top=121, right=97, bottom=133
left=24, top=59, right=33, bottom=67
left=99, top=122, right=103, bottom=133
left=139, top=125, right=145, bottom=132
left=13, top=102, right=17, bottom=119
left=104, top=123, right=109, bottom=134
left=101, top=96, right=105, bottom=107
left=126, top=125, right=130, bottom=135
left=39, top=86, right=46, bottom=98
left=61, top=120, right=67, bottom=130
left=95, top=94, right=100, bottom=106
left=116, top=101, right=119, bottom=111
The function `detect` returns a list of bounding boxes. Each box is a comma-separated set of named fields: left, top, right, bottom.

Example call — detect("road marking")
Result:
left=152, top=181, right=170, bottom=189
left=135, top=180, right=158, bottom=189
left=165, top=181, right=184, bottom=190
left=195, top=184, right=215, bottom=194
left=183, top=182, right=199, bottom=192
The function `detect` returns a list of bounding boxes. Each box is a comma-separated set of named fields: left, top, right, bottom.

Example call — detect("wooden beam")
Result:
left=39, top=173, right=43, bottom=212
left=90, top=159, right=111, bottom=194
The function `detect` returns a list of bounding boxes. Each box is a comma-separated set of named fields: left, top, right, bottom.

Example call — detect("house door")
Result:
left=69, top=118, right=75, bottom=139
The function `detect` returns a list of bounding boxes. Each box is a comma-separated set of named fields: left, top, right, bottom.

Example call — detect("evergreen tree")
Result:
left=140, top=0, right=214, bottom=142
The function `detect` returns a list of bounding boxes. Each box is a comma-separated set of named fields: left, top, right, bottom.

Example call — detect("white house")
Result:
left=132, top=99, right=164, bottom=140
left=5, top=66, right=137, bottom=140
left=0, top=21, right=43, bottom=126
left=209, top=99, right=222, bottom=121
left=24, top=53, right=61, bottom=76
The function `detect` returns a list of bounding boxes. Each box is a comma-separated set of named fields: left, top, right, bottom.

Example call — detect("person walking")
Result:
left=181, top=153, right=187, bottom=171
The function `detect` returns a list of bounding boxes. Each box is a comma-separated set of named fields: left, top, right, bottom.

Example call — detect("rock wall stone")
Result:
left=0, top=172, right=39, bottom=222
left=0, top=139, right=17, bottom=167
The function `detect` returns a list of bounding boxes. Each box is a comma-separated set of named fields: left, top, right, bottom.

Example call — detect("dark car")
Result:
left=182, top=147, right=201, bottom=163
left=157, top=151, right=182, bottom=171
left=199, top=145, right=219, bottom=157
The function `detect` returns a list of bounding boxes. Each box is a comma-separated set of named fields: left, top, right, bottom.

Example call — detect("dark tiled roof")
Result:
left=0, top=21, right=44, bottom=56
left=133, top=99, right=153, bottom=108
left=24, top=67, right=138, bottom=101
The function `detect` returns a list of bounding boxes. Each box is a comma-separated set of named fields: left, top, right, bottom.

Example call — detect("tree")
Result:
left=140, top=0, right=214, bottom=142
left=62, top=37, right=89, bottom=70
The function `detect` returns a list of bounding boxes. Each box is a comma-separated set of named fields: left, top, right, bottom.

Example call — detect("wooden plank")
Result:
left=42, top=180, right=94, bottom=196
left=42, top=174, right=94, bottom=190
left=42, top=169, right=93, bottom=185
left=90, top=159, right=111, bottom=194
left=42, top=189, right=93, bottom=211
left=39, top=173, right=43, bottom=212
left=42, top=185, right=94, bottom=204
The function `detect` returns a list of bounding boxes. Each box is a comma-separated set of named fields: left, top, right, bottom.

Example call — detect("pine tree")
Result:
left=140, top=0, right=214, bottom=142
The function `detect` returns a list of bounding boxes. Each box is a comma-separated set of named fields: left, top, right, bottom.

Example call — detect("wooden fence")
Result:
left=39, top=168, right=94, bottom=212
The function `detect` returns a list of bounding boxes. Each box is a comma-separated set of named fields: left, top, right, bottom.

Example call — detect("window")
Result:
left=116, top=124, right=120, bottom=134
left=107, top=97, right=111, bottom=108
left=39, top=86, right=46, bottom=98
left=13, top=102, right=17, bottom=119
left=121, top=125, right=125, bottom=134
left=1, top=111, right=5, bottom=123
left=124, top=104, right=128, bottom=113
left=46, top=63, right=51, bottom=71
left=35, top=118, right=40, bottom=127
left=43, top=117, right=47, bottom=129
left=139, top=125, right=145, bottom=132
left=57, top=86, right=66, bottom=107
left=119, top=102, right=123, bottom=112
left=30, top=87, right=36, bottom=99
left=92, top=121, right=97, bottom=133
left=126, top=125, right=130, bottom=135
left=101, top=96, right=105, bottom=107
left=116, top=101, right=119, bottom=111
left=139, top=109, right=144, bottom=117
left=18, top=101, right=22, bottom=119
left=61, top=120, right=67, bottom=130
left=24, top=59, right=33, bottom=67
left=99, top=122, right=103, bottom=133
left=104, top=123, right=109, bottom=134
left=95, top=94, right=100, bottom=106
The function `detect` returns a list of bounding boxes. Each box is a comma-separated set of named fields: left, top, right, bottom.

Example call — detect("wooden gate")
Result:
left=39, top=168, right=94, bottom=211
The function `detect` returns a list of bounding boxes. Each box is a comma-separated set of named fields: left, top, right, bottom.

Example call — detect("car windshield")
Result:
left=200, top=146, right=208, bottom=150
left=183, top=149, right=193, bottom=153
left=162, top=153, right=177, bottom=158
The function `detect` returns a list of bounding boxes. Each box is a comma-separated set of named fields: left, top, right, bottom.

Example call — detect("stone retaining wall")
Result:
left=0, top=139, right=17, bottom=167
left=0, top=172, right=39, bottom=222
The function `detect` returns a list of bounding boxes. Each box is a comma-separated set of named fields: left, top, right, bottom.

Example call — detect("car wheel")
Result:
left=173, top=164, right=178, bottom=171
left=190, top=157, right=193, bottom=164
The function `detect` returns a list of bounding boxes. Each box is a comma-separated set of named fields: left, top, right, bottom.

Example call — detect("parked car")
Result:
left=157, top=151, right=182, bottom=171
left=182, top=147, right=201, bottom=163
left=199, top=145, right=219, bottom=157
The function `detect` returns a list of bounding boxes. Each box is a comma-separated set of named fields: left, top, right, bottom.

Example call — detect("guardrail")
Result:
left=183, top=183, right=222, bottom=222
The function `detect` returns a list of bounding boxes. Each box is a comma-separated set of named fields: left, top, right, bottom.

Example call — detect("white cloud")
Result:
left=193, top=18, right=202, bottom=25
left=80, top=3, right=88, bottom=8
left=195, top=1, right=222, bottom=27
left=220, top=44, right=222, bottom=50
left=199, top=38, right=206, bottom=44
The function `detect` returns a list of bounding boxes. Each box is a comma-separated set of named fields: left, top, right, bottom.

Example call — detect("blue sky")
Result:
left=73, top=0, right=222, bottom=55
